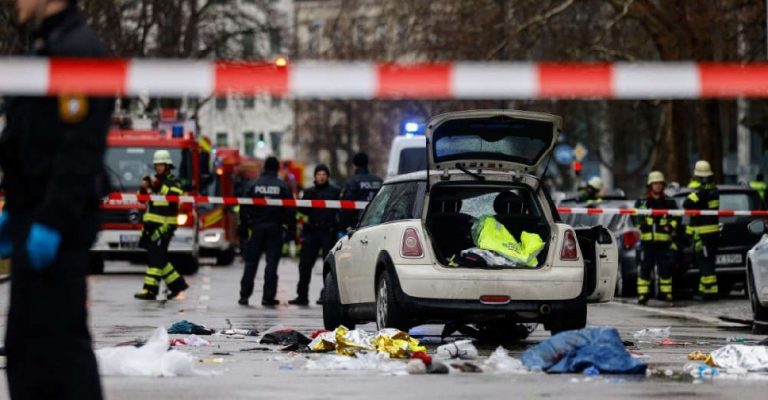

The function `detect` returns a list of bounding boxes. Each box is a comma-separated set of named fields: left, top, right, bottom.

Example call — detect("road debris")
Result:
left=436, top=340, right=479, bottom=360
left=167, top=320, right=215, bottom=335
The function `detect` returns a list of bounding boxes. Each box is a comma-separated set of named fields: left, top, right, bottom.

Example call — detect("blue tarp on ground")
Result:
left=521, top=327, right=647, bottom=374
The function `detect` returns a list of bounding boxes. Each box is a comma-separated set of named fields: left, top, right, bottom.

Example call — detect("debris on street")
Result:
left=260, top=327, right=312, bottom=346
left=436, top=339, right=479, bottom=360
left=482, top=347, right=527, bottom=374
left=169, top=334, right=211, bottom=347
left=632, top=327, right=671, bottom=345
left=308, top=326, right=426, bottom=358
left=521, top=327, right=647, bottom=374
left=167, top=320, right=215, bottom=335
left=97, top=327, right=213, bottom=377
left=709, top=344, right=768, bottom=371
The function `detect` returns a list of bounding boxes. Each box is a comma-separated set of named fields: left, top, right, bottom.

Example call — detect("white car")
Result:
left=747, top=219, right=768, bottom=334
left=322, top=110, right=618, bottom=336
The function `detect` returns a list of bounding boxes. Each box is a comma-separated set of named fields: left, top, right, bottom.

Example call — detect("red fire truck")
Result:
left=197, top=147, right=243, bottom=265
left=90, top=125, right=209, bottom=275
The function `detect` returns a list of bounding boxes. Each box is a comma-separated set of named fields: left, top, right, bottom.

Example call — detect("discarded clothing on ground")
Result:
left=436, top=340, right=479, bottom=360
left=709, top=345, right=768, bottom=372
left=470, top=215, right=544, bottom=267
left=169, top=334, right=211, bottom=347
left=309, top=326, right=426, bottom=358
left=167, top=320, right=215, bottom=335
left=521, top=327, right=647, bottom=374
left=97, top=327, right=211, bottom=377
left=260, top=328, right=312, bottom=347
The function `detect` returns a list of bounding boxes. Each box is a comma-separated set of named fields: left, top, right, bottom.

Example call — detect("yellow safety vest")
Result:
left=472, top=215, right=545, bottom=267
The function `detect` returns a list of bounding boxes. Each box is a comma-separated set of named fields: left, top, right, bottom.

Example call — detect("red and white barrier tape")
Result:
left=558, top=207, right=768, bottom=217
left=104, top=193, right=768, bottom=216
left=3, top=59, right=768, bottom=99
left=105, top=193, right=367, bottom=210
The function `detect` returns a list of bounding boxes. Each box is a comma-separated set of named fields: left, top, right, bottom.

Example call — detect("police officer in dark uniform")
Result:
left=634, top=171, right=680, bottom=304
left=683, top=160, right=721, bottom=300
left=0, top=1, right=111, bottom=398
left=289, top=164, right=341, bottom=306
left=133, top=150, right=189, bottom=300
left=340, top=152, right=383, bottom=230
left=239, top=156, right=295, bottom=306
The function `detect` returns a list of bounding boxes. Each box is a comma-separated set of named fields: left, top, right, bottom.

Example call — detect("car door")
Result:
left=338, top=184, right=394, bottom=303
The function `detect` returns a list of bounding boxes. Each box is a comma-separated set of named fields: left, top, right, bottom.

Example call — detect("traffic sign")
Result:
left=554, top=144, right=574, bottom=165
left=574, top=143, right=588, bottom=161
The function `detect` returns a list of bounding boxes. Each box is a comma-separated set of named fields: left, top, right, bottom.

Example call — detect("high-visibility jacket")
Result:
left=634, top=196, right=679, bottom=243
left=471, top=215, right=545, bottom=267
left=141, top=174, right=184, bottom=226
left=683, top=182, right=720, bottom=239
left=750, top=180, right=766, bottom=201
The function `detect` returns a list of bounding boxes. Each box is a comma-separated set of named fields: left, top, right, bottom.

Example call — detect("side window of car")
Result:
left=358, top=184, right=394, bottom=228
left=381, top=182, right=422, bottom=223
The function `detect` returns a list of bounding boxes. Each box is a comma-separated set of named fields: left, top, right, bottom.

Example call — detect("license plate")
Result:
left=715, top=253, right=742, bottom=265
left=119, top=234, right=140, bottom=249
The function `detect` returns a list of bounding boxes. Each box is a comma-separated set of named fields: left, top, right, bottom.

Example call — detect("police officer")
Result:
left=635, top=171, right=680, bottom=304
left=683, top=160, right=720, bottom=300
left=289, top=164, right=341, bottom=306
left=133, top=150, right=189, bottom=300
left=340, top=152, right=383, bottom=230
left=0, top=1, right=111, bottom=398
left=239, top=156, right=295, bottom=306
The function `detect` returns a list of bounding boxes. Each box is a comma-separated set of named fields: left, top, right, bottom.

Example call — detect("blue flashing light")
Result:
left=171, top=124, right=184, bottom=138
left=404, top=122, right=419, bottom=133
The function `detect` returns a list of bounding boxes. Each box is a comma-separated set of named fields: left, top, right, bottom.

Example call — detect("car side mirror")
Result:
left=747, top=220, right=766, bottom=235
left=346, top=227, right=355, bottom=239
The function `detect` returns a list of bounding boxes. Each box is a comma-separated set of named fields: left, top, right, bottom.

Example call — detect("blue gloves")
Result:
left=26, top=223, right=61, bottom=271
left=0, top=212, right=11, bottom=258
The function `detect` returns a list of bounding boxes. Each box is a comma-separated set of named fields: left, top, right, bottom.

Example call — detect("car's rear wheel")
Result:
left=548, top=301, right=587, bottom=335
left=747, top=263, right=768, bottom=334
left=376, top=269, right=410, bottom=330
left=323, top=272, right=355, bottom=330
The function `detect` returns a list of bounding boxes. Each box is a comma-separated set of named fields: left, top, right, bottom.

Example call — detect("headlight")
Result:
left=203, top=232, right=222, bottom=243
left=177, top=214, right=189, bottom=225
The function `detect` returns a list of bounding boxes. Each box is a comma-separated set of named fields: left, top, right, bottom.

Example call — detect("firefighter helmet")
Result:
left=647, top=171, right=665, bottom=185
left=587, top=176, right=603, bottom=190
left=693, top=160, right=713, bottom=178
left=153, top=150, right=173, bottom=165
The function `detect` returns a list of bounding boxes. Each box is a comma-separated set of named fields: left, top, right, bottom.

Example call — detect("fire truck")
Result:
left=90, top=119, right=210, bottom=275
left=197, top=147, right=242, bottom=266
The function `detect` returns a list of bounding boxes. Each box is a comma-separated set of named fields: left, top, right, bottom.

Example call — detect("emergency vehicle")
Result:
left=90, top=117, right=210, bottom=275
left=198, top=147, right=242, bottom=265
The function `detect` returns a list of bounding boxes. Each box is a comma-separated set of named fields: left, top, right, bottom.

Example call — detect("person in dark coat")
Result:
left=0, top=1, right=112, bottom=398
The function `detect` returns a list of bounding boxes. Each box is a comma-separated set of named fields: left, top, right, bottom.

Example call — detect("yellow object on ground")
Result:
left=308, top=326, right=426, bottom=358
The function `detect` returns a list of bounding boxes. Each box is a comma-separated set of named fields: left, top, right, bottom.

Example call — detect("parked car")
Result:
left=322, top=110, right=618, bottom=337
left=746, top=219, right=768, bottom=334
left=671, top=185, right=766, bottom=295
left=563, top=200, right=641, bottom=298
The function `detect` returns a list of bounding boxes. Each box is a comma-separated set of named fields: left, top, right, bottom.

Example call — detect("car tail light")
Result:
left=622, top=230, right=640, bottom=250
left=560, top=230, right=579, bottom=261
left=177, top=213, right=193, bottom=227
left=401, top=228, right=423, bottom=257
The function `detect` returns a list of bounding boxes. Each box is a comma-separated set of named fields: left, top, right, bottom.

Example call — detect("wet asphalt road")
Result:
left=0, top=256, right=767, bottom=399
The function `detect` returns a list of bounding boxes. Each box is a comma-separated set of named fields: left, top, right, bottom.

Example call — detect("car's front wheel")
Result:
left=747, top=263, right=768, bottom=334
left=376, top=269, right=410, bottom=330
left=323, top=272, right=355, bottom=330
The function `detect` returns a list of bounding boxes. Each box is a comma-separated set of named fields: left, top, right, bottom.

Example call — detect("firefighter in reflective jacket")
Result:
left=634, top=171, right=679, bottom=304
left=134, top=150, right=189, bottom=300
left=683, top=160, right=720, bottom=300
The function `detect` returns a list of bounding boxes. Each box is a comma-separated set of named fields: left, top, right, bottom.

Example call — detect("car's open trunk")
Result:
left=425, top=183, right=552, bottom=269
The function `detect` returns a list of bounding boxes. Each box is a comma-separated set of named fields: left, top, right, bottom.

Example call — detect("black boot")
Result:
left=134, top=289, right=157, bottom=300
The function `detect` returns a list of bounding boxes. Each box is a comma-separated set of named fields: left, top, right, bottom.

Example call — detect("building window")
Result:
left=216, top=132, right=228, bottom=147
left=244, top=96, right=255, bottom=109
left=270, top=131, right=283, bottom=157
left=269, top=28, right=282, bottom=54
left=270, top=97, right=282, bottom=108
left=244, top=132, right=255, bottom=156
left=215, top=97, right=227, bottom=110
left=308, top=22, right=322, bottom=55
left=242, top=31, right=255, bottom=58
